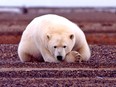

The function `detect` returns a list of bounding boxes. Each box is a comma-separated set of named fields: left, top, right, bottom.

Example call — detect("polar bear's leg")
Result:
left=42, top=53, right=58, bottom=63
left=78, top=43, right=91, bottom=62
left=18, top=51, right=31, bottom=62
left=40, top=48, right=58, bottom=62
left=18, top=41, right=38, bottom=62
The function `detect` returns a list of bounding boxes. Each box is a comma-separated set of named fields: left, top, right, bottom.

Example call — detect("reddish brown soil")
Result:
left=0, top=8, right=116, bottom=44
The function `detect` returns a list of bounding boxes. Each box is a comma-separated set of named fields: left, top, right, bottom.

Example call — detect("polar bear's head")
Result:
left=46, top=33, right=75, bottom=61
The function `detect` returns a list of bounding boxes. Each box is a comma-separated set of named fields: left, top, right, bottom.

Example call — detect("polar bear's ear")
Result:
left=70, top=34, right=74, bottom=40
left=47, top=34, right=51, bottom=40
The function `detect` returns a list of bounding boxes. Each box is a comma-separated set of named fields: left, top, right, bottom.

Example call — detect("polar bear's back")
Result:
left=33, top=14, right=80, bottom=35
left=35, top=14, right=70, bottom=24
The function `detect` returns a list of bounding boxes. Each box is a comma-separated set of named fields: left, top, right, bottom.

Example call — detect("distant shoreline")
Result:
left=0, top=7, right=116, bottom=14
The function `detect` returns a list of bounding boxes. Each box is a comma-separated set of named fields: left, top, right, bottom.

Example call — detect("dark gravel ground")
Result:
left=0, top=44, right=115, bottom=86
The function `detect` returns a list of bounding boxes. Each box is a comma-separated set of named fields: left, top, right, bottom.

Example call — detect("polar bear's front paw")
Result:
left=65, top=51, right=81, bottom=62
left=70, top=51, right=82, bottom=62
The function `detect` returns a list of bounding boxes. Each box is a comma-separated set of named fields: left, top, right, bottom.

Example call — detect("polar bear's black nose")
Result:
left=57, top=56, right=63, bottom=61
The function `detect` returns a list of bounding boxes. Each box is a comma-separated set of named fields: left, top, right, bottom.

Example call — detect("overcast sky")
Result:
left=0, top=0, right=116, bottom=7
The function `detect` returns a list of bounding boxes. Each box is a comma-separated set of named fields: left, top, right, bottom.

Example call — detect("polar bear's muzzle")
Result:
left=54, top=47, right=66, bottom=61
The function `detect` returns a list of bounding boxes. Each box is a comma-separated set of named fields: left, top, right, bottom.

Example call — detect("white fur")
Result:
left=18, top=14, right=91, bottom=62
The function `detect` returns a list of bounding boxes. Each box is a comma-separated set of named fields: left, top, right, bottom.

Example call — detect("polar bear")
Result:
left=18, top=14, right=91, bottom=63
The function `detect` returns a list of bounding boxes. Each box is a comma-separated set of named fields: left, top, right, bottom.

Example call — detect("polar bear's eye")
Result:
left=54, top=46, right=57, bottom=48
left=63, top=46, right=67, bottom=48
